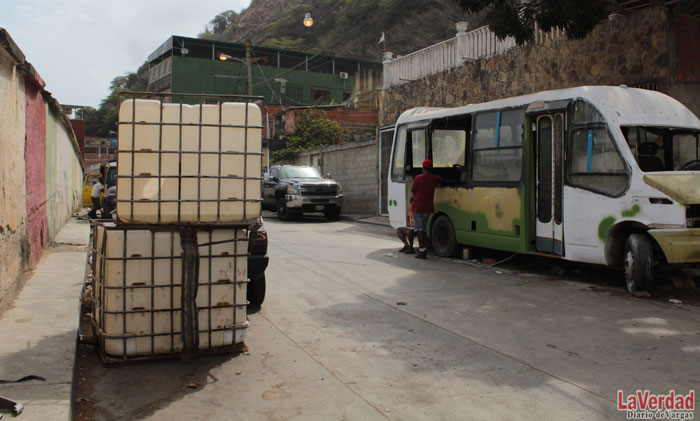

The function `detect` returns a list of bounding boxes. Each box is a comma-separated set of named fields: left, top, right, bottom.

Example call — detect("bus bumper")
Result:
left=648, top=228, right=700, bottom=264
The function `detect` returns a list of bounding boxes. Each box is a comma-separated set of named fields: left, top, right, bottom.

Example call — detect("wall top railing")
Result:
left=383, top=23, right=564, bottom=89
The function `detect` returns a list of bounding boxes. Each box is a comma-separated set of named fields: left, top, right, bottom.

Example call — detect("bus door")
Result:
left=528, top=101, right=568, bottom=255
left=388, top=123, right=428, bottom=228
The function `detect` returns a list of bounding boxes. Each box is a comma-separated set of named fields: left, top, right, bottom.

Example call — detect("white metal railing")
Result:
left=383, top=25, right=563, bottom=89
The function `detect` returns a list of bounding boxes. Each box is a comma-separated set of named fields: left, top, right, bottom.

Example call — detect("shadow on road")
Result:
left=74, top=344, right=241, bottom=421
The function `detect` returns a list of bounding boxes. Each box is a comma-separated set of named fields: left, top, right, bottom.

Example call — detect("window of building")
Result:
left=285, top=85, right=304, bottom=105
left=310, top=89, right=331, bottom=104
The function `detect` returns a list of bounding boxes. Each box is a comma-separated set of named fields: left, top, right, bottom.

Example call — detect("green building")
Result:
left=146, top=36, right=381, bottom=106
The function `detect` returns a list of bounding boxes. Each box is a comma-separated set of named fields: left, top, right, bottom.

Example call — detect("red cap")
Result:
left=422, top=159, right=433, bottom=169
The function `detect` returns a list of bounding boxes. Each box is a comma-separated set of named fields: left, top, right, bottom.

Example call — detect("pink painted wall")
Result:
left=24, top=76, right=47, bottom=266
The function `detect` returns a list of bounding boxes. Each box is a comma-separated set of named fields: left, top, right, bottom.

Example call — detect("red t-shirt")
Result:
left=410, top=173, right=442, bottom=213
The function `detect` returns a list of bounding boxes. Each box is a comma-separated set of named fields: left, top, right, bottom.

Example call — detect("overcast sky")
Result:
left=3, top=0, right=252, bottom=108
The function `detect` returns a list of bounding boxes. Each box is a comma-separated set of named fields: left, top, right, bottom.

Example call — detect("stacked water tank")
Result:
left=90, top=95, right=262, bottom=362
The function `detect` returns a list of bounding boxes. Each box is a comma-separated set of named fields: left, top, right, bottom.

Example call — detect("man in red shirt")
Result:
left=410, top=159, right=442, bottom=259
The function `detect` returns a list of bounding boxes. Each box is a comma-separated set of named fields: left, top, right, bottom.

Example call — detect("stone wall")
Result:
left=380, top=7, right=699, bottom=125
left=287, top=139, right=379, bottom=215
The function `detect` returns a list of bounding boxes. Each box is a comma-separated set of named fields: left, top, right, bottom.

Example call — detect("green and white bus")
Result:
left=388, top=86, right=700, bottom=292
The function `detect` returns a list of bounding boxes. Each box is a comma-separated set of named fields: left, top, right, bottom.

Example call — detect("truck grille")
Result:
left=300, top=185, right=338, bottom=196
left=687, top=205, right=700, bottom=228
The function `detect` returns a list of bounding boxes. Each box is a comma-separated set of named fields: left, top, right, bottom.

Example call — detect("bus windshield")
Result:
left=621, top=127, right=700, bottom=172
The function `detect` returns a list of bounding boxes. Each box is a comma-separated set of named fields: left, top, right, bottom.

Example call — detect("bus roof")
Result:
left=395, top=86, right=700, bottom=130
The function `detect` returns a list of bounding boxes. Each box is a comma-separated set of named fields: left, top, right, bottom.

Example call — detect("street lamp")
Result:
left=218, top=53, right=244, bottom=63
left=217, top=52, right=252, bottom=96
left=303, top=12, right=313, bottom=27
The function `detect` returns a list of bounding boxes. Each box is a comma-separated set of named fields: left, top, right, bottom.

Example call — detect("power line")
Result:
left=248, top=0, right=397, bottom=85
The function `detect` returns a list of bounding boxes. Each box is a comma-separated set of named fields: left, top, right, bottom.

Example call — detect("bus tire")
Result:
left=247, top=273, right=266, bottom=307
left=431, top=215, right=459, bottom=257
left=624, top=233, right=654, bottom=292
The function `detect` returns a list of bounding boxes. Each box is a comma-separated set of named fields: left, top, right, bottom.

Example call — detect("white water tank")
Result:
left=92, top=223, right=248, bottom=358
left=117, top=99, right=262, bottom=224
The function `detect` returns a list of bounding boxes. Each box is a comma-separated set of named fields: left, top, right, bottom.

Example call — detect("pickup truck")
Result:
left=263, top=165, right=343, bottom=220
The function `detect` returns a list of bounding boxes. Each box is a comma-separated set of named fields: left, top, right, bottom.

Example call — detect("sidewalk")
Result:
left=341, top=214, right=390, bottom=227
left=0, top=218, right=89, bottom=420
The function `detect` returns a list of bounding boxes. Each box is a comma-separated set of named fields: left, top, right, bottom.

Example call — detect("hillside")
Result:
left=200, top=0, right=483, bottom=61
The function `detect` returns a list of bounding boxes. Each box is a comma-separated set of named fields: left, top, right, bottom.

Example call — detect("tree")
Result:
left=452, top=0, right=607, bottom=45
left=272, top=109, right=344, bottom=161
left=84, top=62, right=149, bottom=136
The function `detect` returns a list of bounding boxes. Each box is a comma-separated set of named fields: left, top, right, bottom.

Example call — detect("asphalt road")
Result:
left=75, top=215, right=700, bottom=420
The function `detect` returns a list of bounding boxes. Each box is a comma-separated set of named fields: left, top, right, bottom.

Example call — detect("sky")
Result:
left=2, top=0, right=252, bottom=108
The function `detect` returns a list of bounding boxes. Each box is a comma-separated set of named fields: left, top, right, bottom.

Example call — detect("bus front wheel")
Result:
left=431, top=215, right=459, bottom=257
left=624, top=233, right=654, bottom=292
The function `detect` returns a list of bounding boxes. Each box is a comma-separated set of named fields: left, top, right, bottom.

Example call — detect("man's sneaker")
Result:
left=415, top=250, right=427, bottom=259
left=398, top=246, right=410, bottom=253
left=405, top=247, right=415, bottom=254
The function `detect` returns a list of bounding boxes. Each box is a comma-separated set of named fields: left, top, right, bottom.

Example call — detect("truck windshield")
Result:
left=280, top=167, right=322, bottom=179
left=105, top=166, right=118, bottom=187
left=621, top=126, right=700, bottom=172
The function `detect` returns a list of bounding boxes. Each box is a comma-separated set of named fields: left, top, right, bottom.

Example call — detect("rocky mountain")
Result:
left=200, top=0, right=484, bottom=61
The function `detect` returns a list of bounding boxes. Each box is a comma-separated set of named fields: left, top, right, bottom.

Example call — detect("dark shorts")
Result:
left=412, top=213, right=429, bottom=232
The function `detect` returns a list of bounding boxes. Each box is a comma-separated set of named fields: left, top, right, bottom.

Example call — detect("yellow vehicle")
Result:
left=81, top=173, right=102, bottom=207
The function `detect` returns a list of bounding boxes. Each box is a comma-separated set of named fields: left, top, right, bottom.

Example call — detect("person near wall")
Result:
left=88, top=178, right=104, bottom=219
left=410, top=159, right=442, bottom=259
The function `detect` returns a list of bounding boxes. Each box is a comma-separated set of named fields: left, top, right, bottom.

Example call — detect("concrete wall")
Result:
left=287, top=139, right=379, bottom=215
left=0, top=28, right=84, bottom=313
left=46, top=105, right=83, bottom=240
left=379, top=7, right=700, bottom=125
left=0, top=44, right=29, bottom=313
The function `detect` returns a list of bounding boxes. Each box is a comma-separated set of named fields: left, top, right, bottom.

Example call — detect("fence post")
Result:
left=455, top=22, right=469, bottom=66
left=382, top=51, right=394, bottom=89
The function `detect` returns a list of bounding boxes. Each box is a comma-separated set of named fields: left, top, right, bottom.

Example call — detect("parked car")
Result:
left=100, top=162, right=117, bottom=219
left=81, top=173, right=102, bottom=207
left=246, top=218, right=269, bottom=307
left=263, top=165, right=343, bottom=220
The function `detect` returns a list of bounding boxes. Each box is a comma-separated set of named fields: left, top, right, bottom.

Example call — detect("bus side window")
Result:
left=568, top=127, right=628, bottom=196
left=472, top=109, right=524, bottom=183
left=431, top=129, right=467, bottom=184
left=409, top=129, right=427, bottom=175
left=391, top=126, right=408, bottom=182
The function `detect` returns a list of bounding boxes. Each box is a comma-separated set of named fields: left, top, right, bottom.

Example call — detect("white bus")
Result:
left=388, top=86, right=700, bottom=292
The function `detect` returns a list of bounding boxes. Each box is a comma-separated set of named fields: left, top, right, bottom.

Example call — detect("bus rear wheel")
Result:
left=431, top=215, right=459, bottom=257
left=624, top=233, right=654, bottom=293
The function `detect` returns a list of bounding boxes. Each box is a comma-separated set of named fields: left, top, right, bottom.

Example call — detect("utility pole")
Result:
left=246, top=37, right=252, bottom=96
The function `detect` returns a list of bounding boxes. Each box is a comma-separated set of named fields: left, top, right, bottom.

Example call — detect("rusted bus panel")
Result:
left=648, top=228, right=700, bottom=264
left=433, top=186, right=528, bottom=253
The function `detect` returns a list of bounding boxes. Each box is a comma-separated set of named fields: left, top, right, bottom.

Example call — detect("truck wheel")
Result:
left=324, top=205, right=341, bottom=220
left=277, top=198, right=292, bottom=221
left=431, top=215, right=459, bottom=257
left=624, top=233, right=654, bottom=292
left=247, top=274, right=266, bottom=307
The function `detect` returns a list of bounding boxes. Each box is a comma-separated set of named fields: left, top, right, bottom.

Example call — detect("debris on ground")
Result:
left=633, top=291, right=651, bottom=298
left=0, top=395, right=23, bottom=415
left=396, top=302, right=407, bottom=306
left=384, top=252, right=397, bottom=258
left=669, top=298, right=683, bottom=304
